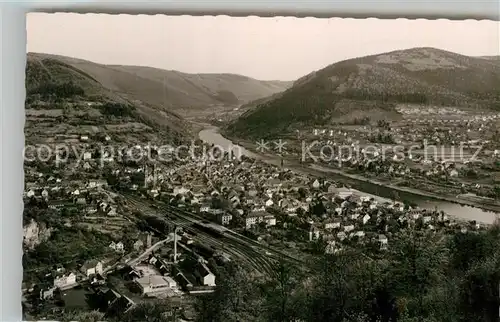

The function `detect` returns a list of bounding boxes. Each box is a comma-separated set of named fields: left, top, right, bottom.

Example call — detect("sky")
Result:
left=27, top=13, right=499, bottom=81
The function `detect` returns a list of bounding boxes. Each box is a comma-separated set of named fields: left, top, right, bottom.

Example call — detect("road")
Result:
left=124, top=195, right=304, bottom=276
left=126, top=236, right=172, bottom=267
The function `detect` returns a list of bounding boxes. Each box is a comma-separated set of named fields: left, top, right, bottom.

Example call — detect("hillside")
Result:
left=479, top=55, right=500, bottom=61
left=227, top=47, right=500, bottom=139
left=25, top=53, right=190, bottom=145
left=27, top=53, right=292, bottom=113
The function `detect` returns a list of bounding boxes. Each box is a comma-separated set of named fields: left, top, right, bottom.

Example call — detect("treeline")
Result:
left=227, top=79, right=435, bottom=139
left=341, top=89, right=430, bottom=105
left=28, top=81, right=85, bottom=99
left=195, top=224, right=500, bottom=322
left=99, top=102, right=137, bottom=118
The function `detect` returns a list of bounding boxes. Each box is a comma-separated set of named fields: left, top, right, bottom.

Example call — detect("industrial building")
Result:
left=135, top=274, right=178, bottom=296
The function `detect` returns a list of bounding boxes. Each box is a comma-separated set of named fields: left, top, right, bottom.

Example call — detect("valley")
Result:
left=23, top=46, right=500, bottom=322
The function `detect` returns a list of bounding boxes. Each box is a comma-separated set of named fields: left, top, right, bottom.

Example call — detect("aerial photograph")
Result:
left=23, top=13, right=500, bottom=322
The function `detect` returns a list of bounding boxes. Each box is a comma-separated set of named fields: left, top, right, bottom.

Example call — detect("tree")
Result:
left=59, top=309, right=105, bottom=322
left=261, top=260, right=302, bottom=322
left=388, top=229, right=449, bottom=320
left=459, top=255, right=500, bottom=322
left=494, top=185, right=500, bottom=199
left=195, top=263, right=263, bottom=322
left=122, top=301, right=175, bottom=322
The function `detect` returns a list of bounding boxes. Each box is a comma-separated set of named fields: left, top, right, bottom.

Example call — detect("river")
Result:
left=199, top=127, right=499, bottom=224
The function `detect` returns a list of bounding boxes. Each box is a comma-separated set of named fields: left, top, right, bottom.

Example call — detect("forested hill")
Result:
left=227, top=47, right=500, bottom=139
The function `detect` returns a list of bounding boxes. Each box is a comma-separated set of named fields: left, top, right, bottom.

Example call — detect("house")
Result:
left=245, top=211, right=269, bottom=228
left=309, top=227, right=320, bottom=241
left=423, top=216, right=432, bottom=224
left=81, top=260, right=103, bottom=277
left=245, top=215, right=259, bottom=229
left=40, top=287, right=55, bottom=300
left=194, top=261, right=216, bottom=287
left=53, top=272, right=77, bottom=290
left=115, top=241, right=124, bottom=252
left=96, top=288, right=135, bottom=315
left=175, top=272, right=193, bottom=290
left=378, top=234, right=388, bottom=250
left=325, top=240, right=336, bottom=254
left=264, top=215, right=276, bottom=227
left=75, top=197, right=87, bottom=205
left=26, top=189, right=35, bottom=198
left=217, top=212, right=233, bottom=226
left=133, top=240, right=144, bottom=252
left=337, top=231, right=347, bottom=241
left=107, top=207, right=117, bottom=216
left=343, top=224, right=355, bottom=232
left=334, top=187, right=354, bottom=199
left=353, top=231, right=365, bottom=238
left=265, top=199, right=274, bottom=207
left=324, top=219, right=341, bottom=230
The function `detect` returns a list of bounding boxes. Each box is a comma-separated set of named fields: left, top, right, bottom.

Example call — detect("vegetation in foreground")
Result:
left=38, top=222, right=500, bottom=322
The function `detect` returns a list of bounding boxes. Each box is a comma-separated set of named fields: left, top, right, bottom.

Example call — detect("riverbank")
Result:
left=218, top=128, right=500, bottom=216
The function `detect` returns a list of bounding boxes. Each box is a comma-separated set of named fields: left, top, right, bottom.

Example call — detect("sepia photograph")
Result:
left=23, top=13, right=500, bottom=321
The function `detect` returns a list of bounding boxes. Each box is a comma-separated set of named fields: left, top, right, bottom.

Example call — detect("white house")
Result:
left=133, top=240, right=144, bottom=251
left=217, top=213, right=233, bottom=226
left=53, top=272, right=77, bottom=290
left=379, top=234, right=388, bottom=250
left=343, top=225, right=355, bottom=232
left=26, top=189, right=35, bottom=198
left=353, top=231, right=365, bottom=238
left=337, top=231, right=347, bottom=241
left=195, top=262, right=216, bottom=287
left=264, top=215, right=276, bottom=227
left=265, top=199, right=274, bottom=207
left=81, top=260, right=103, bottom=277
left=337, top=188, right=354, bottom=199
left=115, top=241, right=124, bottom=252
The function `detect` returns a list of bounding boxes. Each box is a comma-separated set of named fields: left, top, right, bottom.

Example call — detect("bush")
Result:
left=99, top=102, right=137, bottom=117
left=29, top=81, right=85, bottom=99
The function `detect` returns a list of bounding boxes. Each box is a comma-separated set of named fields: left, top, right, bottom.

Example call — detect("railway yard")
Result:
left=124, top=194, right=304, bottom=277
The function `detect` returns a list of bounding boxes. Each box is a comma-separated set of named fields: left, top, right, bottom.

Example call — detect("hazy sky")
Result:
left=27, top=13, right=499, bottom=81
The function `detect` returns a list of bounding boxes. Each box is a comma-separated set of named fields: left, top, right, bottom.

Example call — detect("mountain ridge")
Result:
left=27, top=52, right=292, bottom=111
left=227, top=47, right=500, bottom=139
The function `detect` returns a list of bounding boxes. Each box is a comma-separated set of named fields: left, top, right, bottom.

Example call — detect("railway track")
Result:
left=125, top=196, right=278, bottom=276
left=159, top=203, right=304, bottom=265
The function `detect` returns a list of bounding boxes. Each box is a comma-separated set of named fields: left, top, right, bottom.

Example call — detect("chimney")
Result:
left=143, top=165, right=148, bottom=189
left=173, top=227, right=178, bottom=263
left=152, top=163, right=157, bottom=189
left=147, top=233, right=152, bottom=248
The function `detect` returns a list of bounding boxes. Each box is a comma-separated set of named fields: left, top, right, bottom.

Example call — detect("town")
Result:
left=22, top=126, right=490, bottom=320
left=241, top=104, right=500, bottom=207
